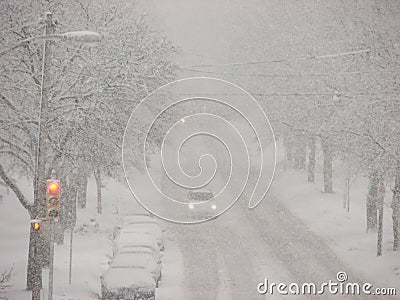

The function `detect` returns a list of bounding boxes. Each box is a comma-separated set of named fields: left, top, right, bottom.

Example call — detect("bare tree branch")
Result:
left=0, top=162, right=33, bottom=216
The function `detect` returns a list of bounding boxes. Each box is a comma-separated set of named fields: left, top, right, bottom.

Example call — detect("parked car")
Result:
left=101, top=268, right=155, bottom=300
left=113, top=232, right=161, bottom=261
left=111, top=252, right=162, bottom=287
left=114, top=215, right=159, bottom=238
left=120, top=223, right=164, bottom=251
left=119, top=246, right=161, bottom=264
left=122, top=215, right=157, bottom=226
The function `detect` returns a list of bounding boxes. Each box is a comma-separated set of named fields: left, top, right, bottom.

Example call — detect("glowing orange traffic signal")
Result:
left=31, top=219, right=41, bottom=233
left=34, top=222, right=40, bottom=231
left=46, top=180, right=61, bottom=220
left=48, top=181, right=60, bottom=194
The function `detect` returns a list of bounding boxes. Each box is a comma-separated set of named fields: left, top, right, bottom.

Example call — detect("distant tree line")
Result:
left=260, top=1, right=399, bottom=252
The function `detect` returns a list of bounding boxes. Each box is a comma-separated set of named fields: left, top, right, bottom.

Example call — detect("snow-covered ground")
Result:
left=0, top=179, right=31, bottom=300
left=273, top=166, right=400, bottom=291
left=0, top=177, right=124, bottom=300
left=0, top=167, right=181, bottom=300
left=1, top=155, right=399, bottom=299
left=155, top=229, right=184, bottom=300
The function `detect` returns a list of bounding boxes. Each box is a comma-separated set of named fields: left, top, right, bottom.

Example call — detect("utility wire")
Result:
left=184, top=45, right=397, bottom=68
left=179, top=67, right=399, bottom=78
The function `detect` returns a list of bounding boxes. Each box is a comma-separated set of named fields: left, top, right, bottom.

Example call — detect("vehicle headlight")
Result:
left=211, top=204, right=217, bottom=210
left=188, top=203, right=194, bottom=209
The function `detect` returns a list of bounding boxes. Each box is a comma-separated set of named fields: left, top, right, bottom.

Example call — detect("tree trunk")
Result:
left=77, top=172, right=87, bottom=209
left=0, top=163, right=41, bottom=292
left=322, top=139, right=333, bottom=193
left=94, top=168, right=102, bottom=214
left=285, top=137, right=293, bottom=165
left=294, top=142, right=306, bottom=169
left=377, top=181, right=385, bottom=256
left=366, top=170, right=379, bottom=232
left=377, top=201, right=384, bottom=256
left=67, top=178, right=78, bottom=228
left=392, top=163, right=400, bottom=251
left=26, top=226, right=41, bottom=292
left=308, top=137, right=316, bottom=183
left=26, top=205, right=46, bottom=292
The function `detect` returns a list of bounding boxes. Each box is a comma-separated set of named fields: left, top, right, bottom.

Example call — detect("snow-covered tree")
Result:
left=0, top=0, right=176, bottom=291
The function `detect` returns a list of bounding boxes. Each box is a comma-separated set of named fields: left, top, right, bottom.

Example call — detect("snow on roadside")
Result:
left=148, top=151, right=185, bottom=299
left=0, top=178, right=31, bottom=300
left=271, top=167, right=400, bottom=292
left=155, top=227, right=184, bottom=300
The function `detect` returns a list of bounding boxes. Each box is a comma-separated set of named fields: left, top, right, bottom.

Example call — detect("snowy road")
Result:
left=158, top=139, right=379, bottom=300
left=164, top=188, right=379, bottom=300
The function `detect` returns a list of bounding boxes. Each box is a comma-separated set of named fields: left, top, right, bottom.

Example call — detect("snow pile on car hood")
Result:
left=102, top=268, right=154, bottom=290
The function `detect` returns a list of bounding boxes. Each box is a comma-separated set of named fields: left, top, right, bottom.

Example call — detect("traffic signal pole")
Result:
left=30, top=220, right=42, bottom=300
left=48, top=220, right=54, bottom=300
left=46, top=176, right=60, bottom=300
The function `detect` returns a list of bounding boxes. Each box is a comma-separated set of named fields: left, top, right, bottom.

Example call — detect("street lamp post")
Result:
left=4, top=11, right=102, bottom=300
left=28, top=12, right=53, bottom=300
left=36, top=10, right=53, bottom=225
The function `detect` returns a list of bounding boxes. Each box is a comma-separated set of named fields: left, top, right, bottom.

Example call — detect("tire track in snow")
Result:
left=216, top=252, right=233, bottom=300
left=172, top=223, right=219, bottom=300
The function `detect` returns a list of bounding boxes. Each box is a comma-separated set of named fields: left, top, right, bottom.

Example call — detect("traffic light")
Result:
left=31, top=219, right=42, bottom=238
left=46, top=179, right=60, bottom=221
left=31, top=219, right=41, bottom=231
left=33, top=221, right=40, bottom=231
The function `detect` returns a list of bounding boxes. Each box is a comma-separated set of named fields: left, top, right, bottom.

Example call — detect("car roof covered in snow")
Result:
left=114, top=234, right=160, bottom=259
left=111, top=252, right=156, bottom=269
left=122, top=223, right=162, bottom=235
left=115, top=231, right=156, bottom=245
left=119, top=246, right=153, bottom=254
left=122, top=215, right=157, bottom=225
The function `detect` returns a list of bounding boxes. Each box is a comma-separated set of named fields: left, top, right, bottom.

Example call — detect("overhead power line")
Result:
left=178, top=67, right=399, bottom=78
left=184, top=45, right=397, bottom=68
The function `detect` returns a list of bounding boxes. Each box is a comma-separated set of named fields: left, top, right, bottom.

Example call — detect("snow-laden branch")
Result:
left=0, top=162, right=33, bottom=216
left=0, top=31, right=100, bottom=57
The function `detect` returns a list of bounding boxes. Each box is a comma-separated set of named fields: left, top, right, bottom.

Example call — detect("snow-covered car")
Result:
left=113, top=232, right=161, bottom=261
left=111, top=252, right=162, bottom=287
left=101, top=268, right=155, bottom=300
left=119, top=246, right=161, bottom=264
left=116, top=200, right=151, bottom=217
left=120, top=223, right=164, bottom=251
left=122, top=215, right=158, bottom=226
left=185, top=189, right=217, bottom=219
left=114, top=215, right=159, bottom=237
